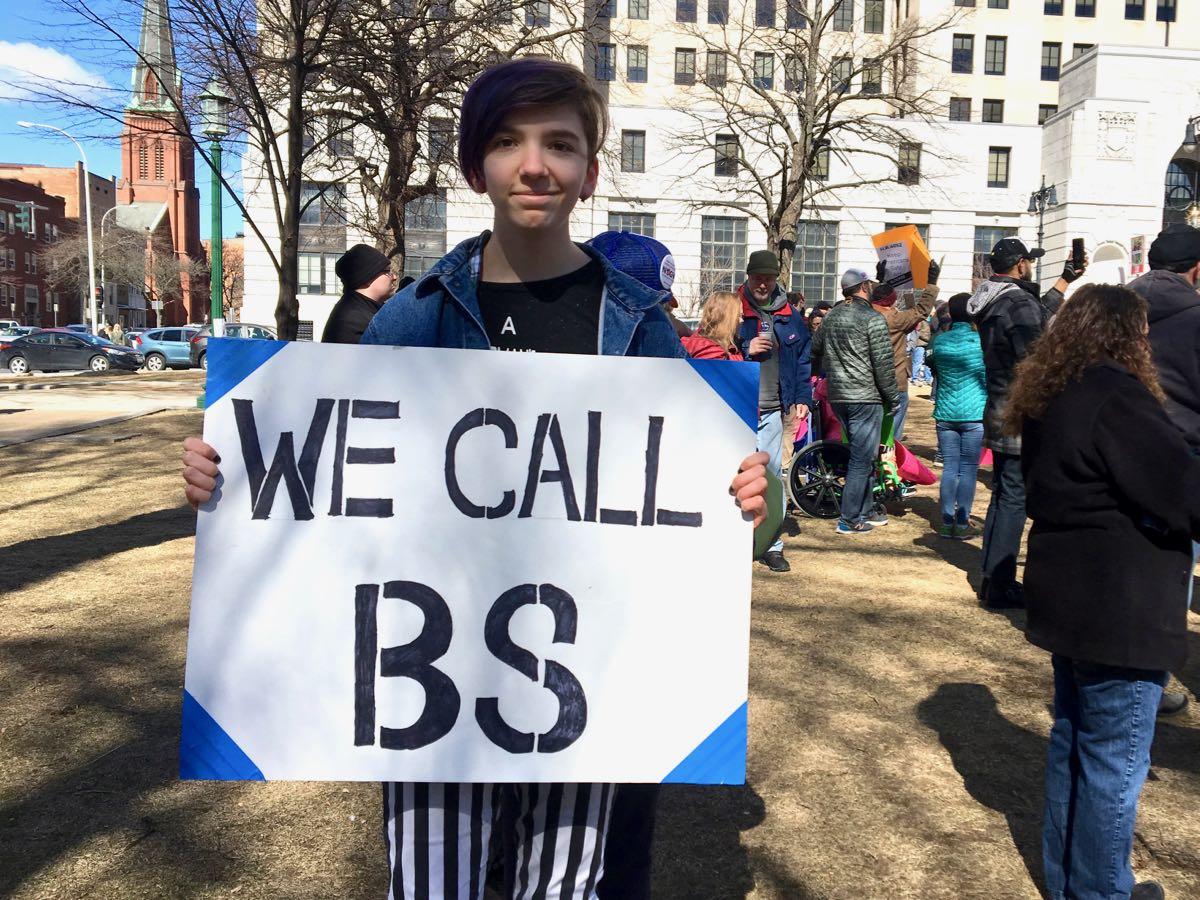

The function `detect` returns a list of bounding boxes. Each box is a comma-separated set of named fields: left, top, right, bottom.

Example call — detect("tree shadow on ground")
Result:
left=916, top=682, right=1046, bottom=893
left=652, top=783, right=771, bottom=899
left=0, top=505, right=195, bottom=594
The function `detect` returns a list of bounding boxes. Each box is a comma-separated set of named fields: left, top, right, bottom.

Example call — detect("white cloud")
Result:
left=0, top=41, right=110, bottom=104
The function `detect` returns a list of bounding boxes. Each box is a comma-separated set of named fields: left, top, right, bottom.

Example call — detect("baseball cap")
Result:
left=586, top=231, right=675, bottom=293
left=989, top=238, right=1045, bottom=271
left=840, top=267, right=871, bottom=294
left=1148, top=223, right=1200, bottom=270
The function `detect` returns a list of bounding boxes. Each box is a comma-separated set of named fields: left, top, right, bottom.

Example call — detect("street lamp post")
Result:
left=199, top=80, right=230, bottom=339
left=98, top=204, right=119, bottom=327
left=17, top=121, right=99, bottom=334
left=1028, top=176, right=1059, bottom=286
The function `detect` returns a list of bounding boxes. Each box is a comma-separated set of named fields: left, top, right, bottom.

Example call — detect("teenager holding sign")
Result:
left=181, top=58, right=767, bottom=900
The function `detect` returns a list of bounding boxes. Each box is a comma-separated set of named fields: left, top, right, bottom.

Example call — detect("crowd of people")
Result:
left=177, top=55, right=1199, bottom=900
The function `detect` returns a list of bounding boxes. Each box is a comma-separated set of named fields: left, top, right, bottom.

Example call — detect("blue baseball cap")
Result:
left=586, top=231, right=676, bottom=294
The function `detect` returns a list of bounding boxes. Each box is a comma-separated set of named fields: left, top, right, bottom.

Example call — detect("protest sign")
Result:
left=872, top=225, right=932, bottom=292
left=181, top=339, right=757, bottom=784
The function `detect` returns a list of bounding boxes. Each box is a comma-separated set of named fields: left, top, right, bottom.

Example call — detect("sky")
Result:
left=0, top=0, right=242, bottom=240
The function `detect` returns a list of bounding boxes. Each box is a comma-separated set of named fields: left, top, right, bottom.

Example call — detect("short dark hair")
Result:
left=458, top=57, right=608, bottom=189
left=948, top=292, right=972, bottom=323
left=1163, top=258, right=1200, bottom=274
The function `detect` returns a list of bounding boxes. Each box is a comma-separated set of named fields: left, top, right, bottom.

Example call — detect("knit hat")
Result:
left=586, top=231, right=676, bottom=293
left=335, top=244, right=392, bottom=292
left=1148, top=223, right=1200, bottom=270
left=746, top=250, right=781, bottom=276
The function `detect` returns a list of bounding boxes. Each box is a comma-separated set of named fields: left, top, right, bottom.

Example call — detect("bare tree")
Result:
left=656, top=0, right=961, bottom=291
left=312, top=0, right=604, bottom=269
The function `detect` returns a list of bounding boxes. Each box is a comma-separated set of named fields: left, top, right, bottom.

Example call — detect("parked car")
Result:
left=189, top=323, right=277, bottom=370
left=133, top=326, right=200, bottom=371
left=63, top=324, right=90, bottom=334
left=0, top=329, right=144, bottom=374
left=0, top=319, right=19, bottom=332
left=0, top=325, right=39, bottom=341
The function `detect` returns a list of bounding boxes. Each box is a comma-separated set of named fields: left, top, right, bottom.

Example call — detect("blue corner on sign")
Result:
left=685, top=359, right=758, bottom=431
left=662, top=702, right=748, bottom=785
left=204, top=338, right=288, bottom=408
left=179, top=690, right=265, bottom=781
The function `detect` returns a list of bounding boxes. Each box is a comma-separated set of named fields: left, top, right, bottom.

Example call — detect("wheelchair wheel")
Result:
left=787, top=440, right=850, bottom=519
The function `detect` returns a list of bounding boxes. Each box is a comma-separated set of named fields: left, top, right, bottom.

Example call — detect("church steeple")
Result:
left=128, top=0, right=182, bottom=114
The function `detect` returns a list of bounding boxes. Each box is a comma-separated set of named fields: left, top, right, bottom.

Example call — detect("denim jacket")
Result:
left=362, top=232, right=687, bottom=361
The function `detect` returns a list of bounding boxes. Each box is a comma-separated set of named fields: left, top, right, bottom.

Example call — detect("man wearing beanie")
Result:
left=321, top=243, right=401, bottom=344
left=868, top=257, right=940, bottom=443
left=1128, top=222, right=1200, bottom=718
left=735, top=249, right=812, bottom=572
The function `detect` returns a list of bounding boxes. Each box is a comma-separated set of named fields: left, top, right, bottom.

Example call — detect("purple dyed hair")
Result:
left=457, top=57, right=608, bottom=188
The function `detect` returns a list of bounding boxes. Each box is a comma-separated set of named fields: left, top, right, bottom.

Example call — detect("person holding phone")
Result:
left=736, top=250, right=812, bottom=572
left=966, top=238, right=1087, bottom=610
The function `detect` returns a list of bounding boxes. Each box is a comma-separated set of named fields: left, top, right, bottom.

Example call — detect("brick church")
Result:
left=114, top=0, right=205, bottom=326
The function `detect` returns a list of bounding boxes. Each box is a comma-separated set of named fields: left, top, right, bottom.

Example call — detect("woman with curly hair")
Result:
left=1006, top=283, right=1200, bottom=900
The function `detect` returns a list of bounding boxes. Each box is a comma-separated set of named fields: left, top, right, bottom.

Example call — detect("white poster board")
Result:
left=181, top=339, right=757, bottom=784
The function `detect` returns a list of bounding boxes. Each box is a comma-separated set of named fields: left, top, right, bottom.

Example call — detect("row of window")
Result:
left=948, top=97, right=1059, bottom=124
left=0, top=249, right=27, bottom=271
left=135, top=142, right=167, bottom=181
left=618, top=46, right=876, bottom=94
left=0, top=211, right=59, bottom=241
left=1038, top=0, right=1176, bottom=18
left=0, top=283, right=43, bottom=307
left=620, top=129, right=1013, bottom=190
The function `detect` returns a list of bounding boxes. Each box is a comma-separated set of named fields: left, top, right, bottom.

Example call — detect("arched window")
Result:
left=137, top=143, right=149, bottom=180
left=1163, top=159, right=1199, bottom=227
left=144, top=71, right=158, bottom=101
left=154, top=143, right=165, bottom=180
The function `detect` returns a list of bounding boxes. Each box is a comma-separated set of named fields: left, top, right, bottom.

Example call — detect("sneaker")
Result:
left=836, top=520, right=875, bottom=536
left=760, top=550, right=791, bottom=573
left=867, top=506, right=889, bottom=527
left=953, top=523, right=978, bottom=541
left=982, top=581, right=1025, bottom=610
left=936, top=523, right=955, bottom=539
left=1157, top=691, right=1189, bottom=717
left=932, top=456, right=944, bottom=468
left=1131, top=882, right=1165, bottom=900
left=900, top=482, right=918, bottom=498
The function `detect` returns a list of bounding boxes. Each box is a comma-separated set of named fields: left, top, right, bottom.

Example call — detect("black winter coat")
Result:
left=322, top=291, right=384, bottom=344
left=1022, top=362, right=1200, bottom=672
left=965, top=275, right=1063, bottom=455
left=1129, top=269, right=1200, bottom=449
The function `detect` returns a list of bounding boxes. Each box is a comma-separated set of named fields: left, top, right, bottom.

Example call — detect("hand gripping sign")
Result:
left=181, top=339, right=757, bottom=784
left=872, top=224, right=932, bottom=293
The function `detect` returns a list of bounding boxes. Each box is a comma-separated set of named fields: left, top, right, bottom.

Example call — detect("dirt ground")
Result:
left=1, top=396, right=1197, bottom=899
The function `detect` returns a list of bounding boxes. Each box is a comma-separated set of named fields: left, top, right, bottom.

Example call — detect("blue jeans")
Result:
left=893, top=391, right=911, bottom=442
left=980, top=450, right=1026, bottom=588
left=936, top=422, right=984, bottom=526
left=757, top=409, right=784, bottom=554
left=1043, top=655, right=1167, bottom=900
left=832, top=402, right=883, bottom=527
left=910, top=346, right=929, bottom=383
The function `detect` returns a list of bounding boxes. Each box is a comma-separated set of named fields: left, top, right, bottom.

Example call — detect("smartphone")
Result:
left=1072, top=238, right=1085, bottom=270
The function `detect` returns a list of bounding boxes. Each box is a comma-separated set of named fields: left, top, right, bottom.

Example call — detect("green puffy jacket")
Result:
left=811, top=297, right=899, bottom=408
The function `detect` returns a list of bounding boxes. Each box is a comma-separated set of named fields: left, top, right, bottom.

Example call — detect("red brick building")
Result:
left=114, top=0, right=205, bottom=326
left=0, top=178, right=77, bottom=327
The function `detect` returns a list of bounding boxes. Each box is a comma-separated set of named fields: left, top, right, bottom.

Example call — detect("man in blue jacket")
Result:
left=736, top=250, right=812, bottom=572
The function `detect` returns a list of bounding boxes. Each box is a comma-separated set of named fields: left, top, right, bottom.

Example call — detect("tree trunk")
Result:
left=274, top=33, right=307, bottom=341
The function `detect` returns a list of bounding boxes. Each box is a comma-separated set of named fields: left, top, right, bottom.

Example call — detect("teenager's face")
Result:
left=473, top=105, right=599, bottom=233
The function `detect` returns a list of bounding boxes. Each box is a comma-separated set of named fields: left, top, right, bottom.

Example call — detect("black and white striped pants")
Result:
left=382, top=782, right=615, bottom=900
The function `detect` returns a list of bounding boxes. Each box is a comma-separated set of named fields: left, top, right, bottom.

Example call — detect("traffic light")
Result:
left=14, top=205, right=31, bottom=234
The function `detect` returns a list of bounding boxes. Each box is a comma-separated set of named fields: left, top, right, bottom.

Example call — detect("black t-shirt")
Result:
left=478, top=258, right=603, bottom=354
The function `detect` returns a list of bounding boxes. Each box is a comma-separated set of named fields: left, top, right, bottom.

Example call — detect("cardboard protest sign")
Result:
left=872, top=225, right=931, bottom=292
left=181, top=339, right=757, bottom=784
